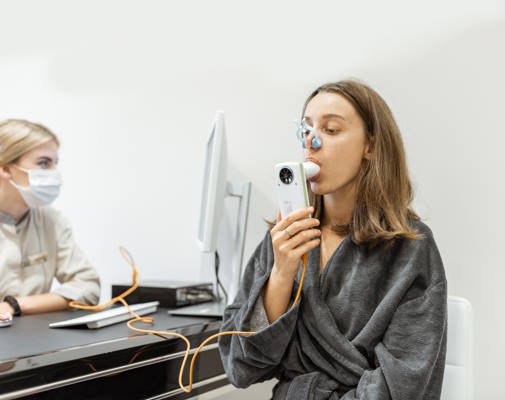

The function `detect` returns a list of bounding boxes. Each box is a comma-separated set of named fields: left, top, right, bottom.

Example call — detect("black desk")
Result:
left=0, top=308, right=228, bottom=399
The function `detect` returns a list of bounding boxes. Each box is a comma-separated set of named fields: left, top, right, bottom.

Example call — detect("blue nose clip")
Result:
left=295, top=117, right=322, bottom=149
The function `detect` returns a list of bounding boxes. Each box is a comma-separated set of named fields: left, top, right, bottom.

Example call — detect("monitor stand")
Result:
left=175, top=180, right=251, bottom=318
left=168, top=301, right=226, bottom=319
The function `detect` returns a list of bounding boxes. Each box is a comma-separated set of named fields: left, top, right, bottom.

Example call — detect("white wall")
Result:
left=1, top=1, right=504, bottom=398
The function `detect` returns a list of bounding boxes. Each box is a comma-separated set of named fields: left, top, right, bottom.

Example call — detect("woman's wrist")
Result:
left=264, top=270, right=294, bottom=323
left=271, top=264, right=297, bottom=283
left=3, top=296, right=21, bottom=316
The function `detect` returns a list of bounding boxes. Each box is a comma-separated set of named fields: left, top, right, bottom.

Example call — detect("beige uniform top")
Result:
left=0, top=207, right=100, bottom=305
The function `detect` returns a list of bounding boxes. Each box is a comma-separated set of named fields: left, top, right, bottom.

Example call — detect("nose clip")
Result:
left=295, top=117, right=322, bottom=149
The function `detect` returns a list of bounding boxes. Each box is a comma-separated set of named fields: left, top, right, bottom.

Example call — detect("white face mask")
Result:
left=9, top=165, right=62, bottom=208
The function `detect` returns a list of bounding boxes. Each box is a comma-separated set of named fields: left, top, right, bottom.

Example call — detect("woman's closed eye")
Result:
left=322, top=126, right=341, bottom=135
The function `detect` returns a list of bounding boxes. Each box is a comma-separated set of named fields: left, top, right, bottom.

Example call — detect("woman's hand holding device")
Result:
left=271, top=161, right=321, bottom=281
left=263, top=161, right=321, bottom=323
left=270, top=208, right=320, bottom=281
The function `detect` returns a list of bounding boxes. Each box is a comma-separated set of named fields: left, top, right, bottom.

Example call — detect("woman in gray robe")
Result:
left=219, top=80, right=447, bottom=400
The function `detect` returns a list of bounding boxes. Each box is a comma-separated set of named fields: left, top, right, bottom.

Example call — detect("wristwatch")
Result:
left=3, top=295, right=21, bottom=317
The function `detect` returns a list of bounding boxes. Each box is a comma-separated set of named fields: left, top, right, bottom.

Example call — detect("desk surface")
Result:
left=0, top=308, right=224, bottom=399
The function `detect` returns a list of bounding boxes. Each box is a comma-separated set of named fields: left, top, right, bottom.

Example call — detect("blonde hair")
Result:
left=0, top=119, right=59, bottom=167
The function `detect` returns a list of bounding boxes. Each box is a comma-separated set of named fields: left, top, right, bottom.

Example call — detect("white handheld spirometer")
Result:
left=274, top=161, right=320, bottom=219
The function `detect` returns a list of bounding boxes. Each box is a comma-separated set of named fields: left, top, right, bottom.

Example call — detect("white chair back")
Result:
left=441, top=295, right=473, bottom=400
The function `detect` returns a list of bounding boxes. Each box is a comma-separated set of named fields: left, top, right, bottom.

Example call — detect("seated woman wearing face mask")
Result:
left=0, top=119, right=100, bottom=321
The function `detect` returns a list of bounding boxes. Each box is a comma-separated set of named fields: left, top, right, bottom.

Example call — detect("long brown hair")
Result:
left=275, top=79, right=422, bottom=247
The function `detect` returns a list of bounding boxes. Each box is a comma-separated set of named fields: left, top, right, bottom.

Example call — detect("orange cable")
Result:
left=69, top=242, right=307, bottom=394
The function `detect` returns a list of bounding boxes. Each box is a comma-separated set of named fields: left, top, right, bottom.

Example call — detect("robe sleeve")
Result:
left=218, top=232, right=301, bottom=389
left=341, top=279, right=447, bottom=400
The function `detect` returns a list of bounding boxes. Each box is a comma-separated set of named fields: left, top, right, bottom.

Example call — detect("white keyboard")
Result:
left=49, top=301, right=159, bottom=329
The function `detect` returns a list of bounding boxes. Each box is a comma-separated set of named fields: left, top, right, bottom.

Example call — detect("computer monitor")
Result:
left=196, top=111, right=251, bottom=305
left=197, top=111, right=228, bottom=253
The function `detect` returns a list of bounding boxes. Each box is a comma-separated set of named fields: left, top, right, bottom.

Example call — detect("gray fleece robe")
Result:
left=218, top=220, right=447, bottom=399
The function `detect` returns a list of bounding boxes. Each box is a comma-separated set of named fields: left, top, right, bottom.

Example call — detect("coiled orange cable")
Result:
left=69, top=242, right=307, bottom=393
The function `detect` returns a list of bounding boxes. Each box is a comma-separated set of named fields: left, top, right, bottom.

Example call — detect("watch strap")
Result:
left=3, top=295, right=21, bottom=316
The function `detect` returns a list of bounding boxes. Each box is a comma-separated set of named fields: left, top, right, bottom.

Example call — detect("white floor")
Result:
left=196, top=380, right=277, bottom=400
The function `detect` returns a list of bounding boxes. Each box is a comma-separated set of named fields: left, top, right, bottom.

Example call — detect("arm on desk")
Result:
left=8, top=293, right=68, bottom=315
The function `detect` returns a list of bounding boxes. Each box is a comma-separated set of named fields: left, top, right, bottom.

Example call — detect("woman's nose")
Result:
left=305, top=131, right=317, bottom=150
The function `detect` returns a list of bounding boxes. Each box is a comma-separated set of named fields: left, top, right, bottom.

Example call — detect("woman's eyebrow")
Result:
left=37, top=156, right=56, bottom=163
left=303, top=114, right=346, bottom=121
left=321, top=113, right=346, bottom=121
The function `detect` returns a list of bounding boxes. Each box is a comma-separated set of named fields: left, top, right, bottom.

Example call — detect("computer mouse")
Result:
left=0, top=313, right=13, bottom=327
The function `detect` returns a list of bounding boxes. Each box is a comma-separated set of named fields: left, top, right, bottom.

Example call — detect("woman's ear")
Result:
left=0, top=165, right=12, bottom=181
left=363, top=139, right=373, bottom=160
